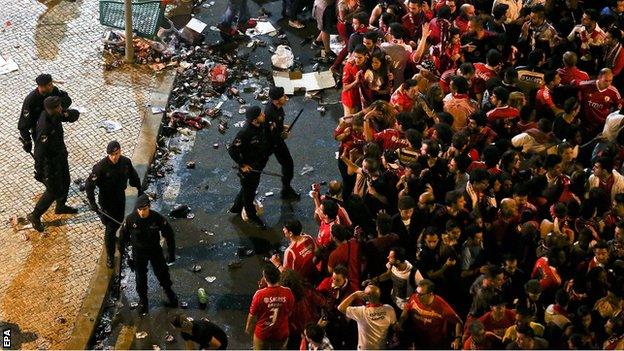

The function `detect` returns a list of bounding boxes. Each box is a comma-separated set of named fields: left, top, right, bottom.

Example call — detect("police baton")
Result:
left=285, top=108, right=304, bottom=133
left=232, top=165, right=283, bottom=178
left=68, top=185, right=124, bottom=225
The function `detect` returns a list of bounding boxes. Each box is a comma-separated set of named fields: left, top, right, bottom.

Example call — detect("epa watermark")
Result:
left=2, top=328, right=10, bottom=349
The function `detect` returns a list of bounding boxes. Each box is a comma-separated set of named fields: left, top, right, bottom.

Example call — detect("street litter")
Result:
left=55, top=316, right=66, bottom=324
left=237, top=246, right=255, bottom=257
left=273, top=70, right=335, bottom=95
left=187, top=213, right=195, bottom=219
left=169, top=204, right=191, bottom=218
left=186, top=161, right=196, bottom=169
left=245, top=20, right=277, bottom=37
left=180, top=301, right=188, bottom=309
left=271, top=45, right=294, bottom=69
left=265, top=192, right=274, bottom=196
left=0, top=53, right=19, bottom=76
left=233, top=121, right=246, bottom=128
left=130, top=302, right=139, bottom=309
left=136, top=331, right=148, bottom=339
left=192, top=264, right=202, bottom=272
left=99, top=120, right=122, bottom=133
left=152, top=345, right=161, bottom=350
left=165, top=334, right=176, bottom=343
left=198, top=288, right=208, bottom=304
left=300, top=165, right=315, bottom=175
left=205, top=276, right=217, bottom=283
left=52, top=264, right=60, bottom=272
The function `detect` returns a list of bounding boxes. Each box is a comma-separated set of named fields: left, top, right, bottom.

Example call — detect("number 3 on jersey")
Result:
left=268, top=307, right=280, bottom=326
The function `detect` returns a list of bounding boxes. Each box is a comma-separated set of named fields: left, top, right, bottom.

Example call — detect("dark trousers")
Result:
left=100, top=197, right=125, bottom=260
left=338, top=158, right=355, bottom=202
left=273, top=140, right=294, bottom=189
left=135, top=250, right=173, bottom=302
left=232, top=170, right=262, bottom=221
left=34, top=157, right=70, bottom=216
left=283, top=0, right=306, bottom=20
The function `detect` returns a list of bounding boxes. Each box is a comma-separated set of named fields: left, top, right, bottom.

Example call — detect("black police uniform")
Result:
left=264, top=101, right=296, bottom=194
left=119, top=206, right=177, bottom=312
left=18, top=87, right=71, bottom=153
left=228, top=121, right=271, bottom=225
left=86, top=155, right=142, bottom=264
left=32, top=108, right=80, bottom=219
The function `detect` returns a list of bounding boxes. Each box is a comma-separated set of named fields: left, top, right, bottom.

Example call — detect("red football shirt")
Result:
left=341, top=61, right=362, bottom=109
left=250, top=285, right=295, bottom=341
left=283, top=234, right=316, bottom=280
left=390, top=88, right=414, bottom=112
left=373, top=128, right=410, bottom=151
left=579, top=80, right=622, bottom=132
left=328, top=239, right=361, bottom=291
left=556, top=66, right=589, bottom=85
left=486, top=106, right=519, bottom=122
left=472, top=63, right=498, bottom=94
left=405, top=294, right=462, bottom=348
left=478, top=309, right=516, bottom=337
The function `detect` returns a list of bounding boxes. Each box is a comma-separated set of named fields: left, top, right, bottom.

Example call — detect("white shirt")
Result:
left=602, top=110, right=624, bottom=142
left=492, top=0, right=523, bottom=23
left=346, top=304, right=397, bottom=350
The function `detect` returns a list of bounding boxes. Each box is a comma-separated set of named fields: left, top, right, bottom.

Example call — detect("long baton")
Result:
left=232, top=165, right=284, bottom=178
left=286, top=108, right=304, bottom=133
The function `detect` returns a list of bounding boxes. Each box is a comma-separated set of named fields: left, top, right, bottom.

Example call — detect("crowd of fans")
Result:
left=245, top=0, right=624, bottom=350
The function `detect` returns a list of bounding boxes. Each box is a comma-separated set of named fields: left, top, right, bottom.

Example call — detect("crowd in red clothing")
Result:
left=245, top=0, right=624, bottom=349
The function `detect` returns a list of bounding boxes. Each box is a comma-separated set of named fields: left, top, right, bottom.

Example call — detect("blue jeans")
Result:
left=221, top=0, right=249, bottom=27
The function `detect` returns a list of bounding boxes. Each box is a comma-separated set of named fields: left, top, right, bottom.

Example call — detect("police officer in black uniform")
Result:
left=86, top=141, right=143, bottom=268
left=18, top=74, right=72, bottom=155
left=119, top=194, right=178, bottom=314
left=27, top=96, right=80, bottom=232
left=228, top=106, right=270, bottom=229
left=265, top=87, right=300, bottom=200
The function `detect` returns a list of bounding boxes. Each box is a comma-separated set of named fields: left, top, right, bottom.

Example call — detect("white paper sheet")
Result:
left=245, top=21, right=277, bottom=37
left=186, top=18, right=208, bottom=33
left=0, top=54, right=18, bottom=76
left=272, top=70, right=336, bottom=94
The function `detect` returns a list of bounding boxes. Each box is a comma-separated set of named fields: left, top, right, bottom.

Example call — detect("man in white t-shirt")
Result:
left=338, top=284, right=397, bottom=349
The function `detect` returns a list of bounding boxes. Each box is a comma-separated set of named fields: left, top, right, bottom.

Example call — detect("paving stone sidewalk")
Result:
left=0, top=0, right=167, bottom=348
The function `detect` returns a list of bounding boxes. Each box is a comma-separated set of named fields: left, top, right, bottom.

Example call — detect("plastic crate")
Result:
left=99, top=0, right=164, bottom=38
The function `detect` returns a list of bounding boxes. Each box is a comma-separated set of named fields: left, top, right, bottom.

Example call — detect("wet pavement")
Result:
left=91, top=0, right=343, bottom=349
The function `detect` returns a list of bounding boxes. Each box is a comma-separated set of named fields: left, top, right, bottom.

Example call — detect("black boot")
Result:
left=138, top=300, right=149, bottom=315
left=281, top=187, right=301, bottom=200
left=27, top=212, right=44, bottom=232
left=55, top=205, right=78, bottom=214
left=165, top=289, right=179, bottom=307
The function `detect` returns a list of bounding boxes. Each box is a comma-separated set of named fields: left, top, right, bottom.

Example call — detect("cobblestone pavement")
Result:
left=0, top=0, right=166, bottom=348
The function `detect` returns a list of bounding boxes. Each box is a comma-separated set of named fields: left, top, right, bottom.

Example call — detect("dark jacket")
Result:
left=18, top=87, right=71, bottom=143
left=119, top=209, right=175, bottom=259
left=85, top=155, right=142, bottom=207
left=228, top=122, right=271, bottom=169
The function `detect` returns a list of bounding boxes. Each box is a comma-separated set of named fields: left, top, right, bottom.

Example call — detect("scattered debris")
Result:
left=205, top=276, right=217, bottom=283
left=197, top=288, right=208, bottom=305
left=191, top=264, right=202, bottom=272
left=236, top=246, right=255, bottom=257
left=136, top=331, right=148, bottom=339
left=179, top=301, right=188, bottom=309
left=99, top=120, right=122, bottom=133
left=130, top=302, right=139, bottom=309
left=265, top=191, right=274, bottom=196
left=169, top=204, right=191, bottom=218
left=186, top=161, right=196, bottom=169
left=55, top=316, right=66, bottom=324
left=300, top=165, right=315, bottom=175
left=165, top=333, right=176, bottom=343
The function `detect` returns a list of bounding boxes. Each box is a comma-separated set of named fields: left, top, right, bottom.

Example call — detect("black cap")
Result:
left=36, top=74, right=53, bottom=86
left=106, top=140, right=121, bottom=154
left=245, top=106, right=262, bottom=121
left=269, top=86, right=285, bottom=100
left=135, top=194, right=151, bottom=208
left=43, top=96, right=61, bottom=110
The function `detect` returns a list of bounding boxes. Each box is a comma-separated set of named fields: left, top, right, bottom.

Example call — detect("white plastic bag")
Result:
left=271, top=45, right=294, bottom=69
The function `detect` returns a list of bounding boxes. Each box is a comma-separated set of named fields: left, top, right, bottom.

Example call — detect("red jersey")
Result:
left=316, top=219, right=336, bottom=248
left=284, top=234, right=316, bottom=280
left=556, top=66, right=589, bottom=85
left=478, top=309, right=516, bottom=337
left=401, top=12, right=428, bottom=40
left=250, top=285, right=295, bottom=341
left=328, top=239, right=361, bottom=291
left=404, top=294, right=462, bottom=348
left=473, top=63, right=498, bottom=94
left=373, top=128, right=410, bottom=151
left=579, top=80, right=622, bottom=132
left=536, top=86, right=556, bottom=110
left=341, top=61, right=362, bottom=109
left=531, top=257, right=562, bottom=291
left=454, top=16, right=470, bottom=33
left=390, top=88, right=414, bottom=112
left=486, top=106, right=519, bottom=122
left=334, top=123, right=365, bottom=155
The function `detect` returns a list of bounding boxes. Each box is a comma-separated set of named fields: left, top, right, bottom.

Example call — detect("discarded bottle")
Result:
left=197, top=288, right=208, bottom=306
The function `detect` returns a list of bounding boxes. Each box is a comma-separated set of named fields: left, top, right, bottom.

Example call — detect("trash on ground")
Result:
left=192, top=264, right=202, bottom=272
left=130, top=302, right=139, bottom=309
left=237, top=246, right=255, bottom=257
left=99, top=120, right=122, bottom=133
left=186, top=161, right=196, bottom=169
left=205, top=276, right=217, bottom=283
left=136, top=331, right=148, bottom=339
left=245, top=20, right=277, bottom=37
left=197, top=288, right=208, bottom=304
left=271, top=45, right=294, bottom=69
left=265, top=191, right=274, bottom=196
left=0, top=53, right=19, bottom=76
left=165, top=333, right=176, bottom=343
left=272, top=70, right=335, bottom=95
left=300, top=165, right=315, bottom=175
left=169, top=204, right=191, bottom=218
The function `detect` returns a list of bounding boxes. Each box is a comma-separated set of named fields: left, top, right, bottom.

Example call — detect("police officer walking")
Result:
left=265, top=87, right=300, bottom=200
left=86, top=141, right=143, bottom=268
left=18, top=74, right=72, bottom=156
left=228, top=106, right=271, bottom=229
left=27, top=96, right=80, bottom=232
left=119, top=194, right=178, bottom=314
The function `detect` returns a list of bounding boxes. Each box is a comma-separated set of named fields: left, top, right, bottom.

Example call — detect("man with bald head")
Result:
left=557, top=51, right=589, bottom=85
left=579, top=68, right=622, bottom=138
left=338, top=284, right=397, bottom=350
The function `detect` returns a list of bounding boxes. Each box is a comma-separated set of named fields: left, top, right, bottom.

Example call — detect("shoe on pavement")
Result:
left=138, top=300, right=149, bottom=315
left=27, top=212, right=44, bottom=232
left=281, top=187, right=301, bottom=200
left=288, top=20, right=305, bottom=29
left=321, top=49, right=337, bottom=60
left=55, top=205, right=78, bottom=214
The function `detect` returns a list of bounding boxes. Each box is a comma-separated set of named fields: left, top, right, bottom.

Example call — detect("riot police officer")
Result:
left=18, top=74, right=72, bottom=155
left=86, top=141, right=143, bottom=268
left=119, top=194, right=178, bottom=314
left=27, top=96, right=80, bottom=232
left=265, top=86, right=300, bottom=200
left=228, top=106, right=271, bottom=229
